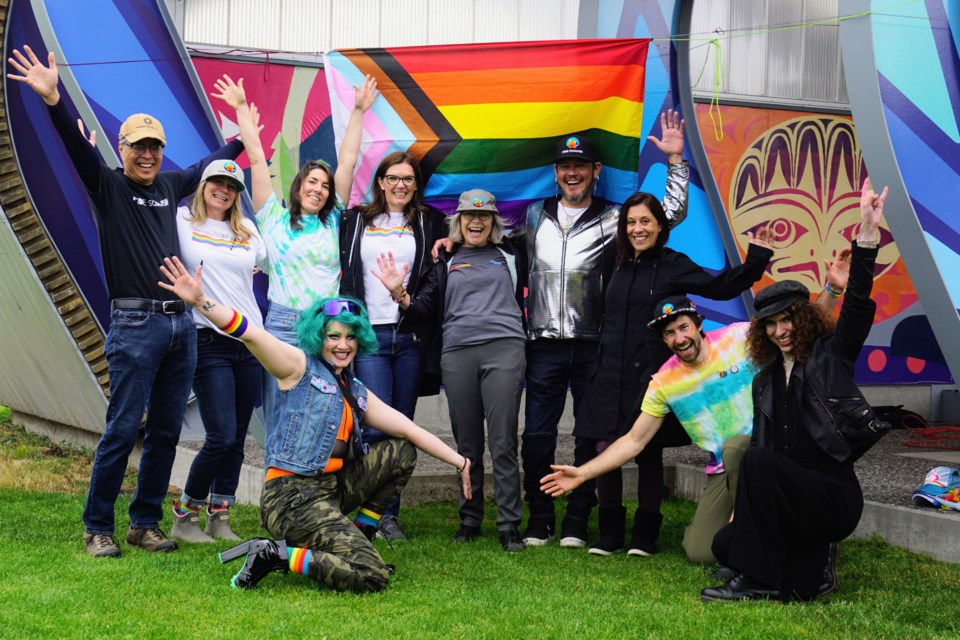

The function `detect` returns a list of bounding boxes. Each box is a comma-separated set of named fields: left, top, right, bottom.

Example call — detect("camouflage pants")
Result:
left=260, top=439, right=417, bottom=593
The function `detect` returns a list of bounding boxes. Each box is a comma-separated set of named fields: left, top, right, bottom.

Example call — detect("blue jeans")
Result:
left=182, top=329, right=262, bottom=507
left=521, top=338, right=599, bottom=523
left=354, top=324, right=422, bottom=518
left=82, top=308, right=197, bottom=535
left=262, top=302, right=301, bottom=434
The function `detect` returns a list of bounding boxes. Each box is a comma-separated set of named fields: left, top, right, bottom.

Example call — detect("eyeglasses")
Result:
left=322, top=299, right=363, bottom=317
left=383, top=175, right=416, bottom=186
left=122, top=141, right=164, bottom=155
left=462, top=212, right=492, bottom=221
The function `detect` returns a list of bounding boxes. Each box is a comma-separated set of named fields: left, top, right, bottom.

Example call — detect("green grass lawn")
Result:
left=1, top=417, right=959, bottom=639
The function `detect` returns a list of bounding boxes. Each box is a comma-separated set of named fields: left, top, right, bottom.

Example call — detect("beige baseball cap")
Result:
left=119, top=113, right=166, bottom=145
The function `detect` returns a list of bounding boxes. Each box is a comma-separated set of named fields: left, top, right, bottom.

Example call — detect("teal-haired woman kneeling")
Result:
left=159, top=257, right=471, bottom=593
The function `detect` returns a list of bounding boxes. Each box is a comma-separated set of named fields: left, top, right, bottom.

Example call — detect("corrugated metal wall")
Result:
left=175, top=0, right=581, bottom=51
left=689, top=0, right=849, bottom=109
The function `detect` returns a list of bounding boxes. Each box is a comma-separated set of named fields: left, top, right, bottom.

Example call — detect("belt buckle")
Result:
left=162, top=300, right=180, bottom=314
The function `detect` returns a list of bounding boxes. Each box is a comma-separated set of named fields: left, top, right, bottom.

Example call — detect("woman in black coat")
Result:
left=571, top=192, right=773, bottom=556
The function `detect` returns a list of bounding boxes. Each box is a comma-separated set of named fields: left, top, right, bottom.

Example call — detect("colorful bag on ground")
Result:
left=911, top=466, right=960, bottom=511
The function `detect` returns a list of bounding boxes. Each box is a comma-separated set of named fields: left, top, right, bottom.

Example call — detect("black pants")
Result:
left=712, top=446, right=863, bottom=600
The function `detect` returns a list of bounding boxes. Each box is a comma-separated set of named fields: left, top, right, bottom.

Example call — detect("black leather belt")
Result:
left=111, top=298, right=187, bottom=314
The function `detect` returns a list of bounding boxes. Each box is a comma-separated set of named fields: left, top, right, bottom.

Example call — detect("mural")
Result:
left=191, top=57, right=335, bottom=207
left=696, top=104, right=949, bottom=384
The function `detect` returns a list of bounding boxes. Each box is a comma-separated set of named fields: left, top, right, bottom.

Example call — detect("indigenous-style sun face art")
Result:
left=729, top=116, right=896, bottom=292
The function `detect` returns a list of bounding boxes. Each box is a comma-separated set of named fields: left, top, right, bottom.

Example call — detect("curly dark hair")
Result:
left=746, top=299, right=836, bottom=367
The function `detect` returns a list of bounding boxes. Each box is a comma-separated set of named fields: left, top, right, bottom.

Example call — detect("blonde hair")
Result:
left=189, top=179, right=252, bottom=243
left=447, top=210, right=506, bottom=245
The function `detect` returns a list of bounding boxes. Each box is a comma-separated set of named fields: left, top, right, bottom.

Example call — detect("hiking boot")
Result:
left=376, top=514, right=407, bottom=541
left=452, top=524, right=482, bottom=543
left=559, top=517, right=590, bottom=548
left=170, top=501, right=214, bottom=543
left=627, top=510, right=662, bottom=557
left=219, top=538, right=289, bottom=590
left=204, top=505, right=240, bottom=541
left=83, top=533, right=121, bottom=558
left=125, top=527, right=178, bottom=552
left=521, top=519, right=554, bottom=546
left=499, top=526, right=525, bottom=553
left=589, top=506, right=626, bottom=556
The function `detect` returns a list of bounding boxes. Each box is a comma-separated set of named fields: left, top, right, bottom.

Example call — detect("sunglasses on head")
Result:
left=322, top=299, right=363, bottom=317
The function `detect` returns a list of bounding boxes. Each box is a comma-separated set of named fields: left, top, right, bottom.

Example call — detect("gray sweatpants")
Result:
left=441, top=338, right=525, bottom=531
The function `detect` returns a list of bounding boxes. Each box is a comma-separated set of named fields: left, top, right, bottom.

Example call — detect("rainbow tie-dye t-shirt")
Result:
left=641, top=322, right=757, bottom=475
left=257, top=193, right=342, bottom=311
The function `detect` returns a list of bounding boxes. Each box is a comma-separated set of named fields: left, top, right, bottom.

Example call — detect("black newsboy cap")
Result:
left=753, top=280, right=811, bottom=320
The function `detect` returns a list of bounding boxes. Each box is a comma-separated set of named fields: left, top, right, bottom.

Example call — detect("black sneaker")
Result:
left=499, top=527, right=525, bottom=553
left=521, top=519, right=554, bottom=546
left=559, top=518, right=590, bottom=548
left=452, top=524, right=482, bottom=543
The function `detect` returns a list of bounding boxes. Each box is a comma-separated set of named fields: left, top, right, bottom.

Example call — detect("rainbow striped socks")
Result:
left=288, top=547, right=311, bottom=576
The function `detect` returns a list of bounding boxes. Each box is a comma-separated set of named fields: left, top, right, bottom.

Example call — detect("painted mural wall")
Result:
left=695, top=104, right=950, bottom=385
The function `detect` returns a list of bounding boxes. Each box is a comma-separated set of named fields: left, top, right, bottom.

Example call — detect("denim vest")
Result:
left=264, top=352, right=369, bottom=475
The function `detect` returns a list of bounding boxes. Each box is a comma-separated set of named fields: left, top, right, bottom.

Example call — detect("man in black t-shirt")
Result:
left=9, top=45, right=243, bottom=558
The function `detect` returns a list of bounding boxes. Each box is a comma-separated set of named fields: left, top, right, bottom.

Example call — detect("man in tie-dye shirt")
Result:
left=542, top=295, right=755, bottom=564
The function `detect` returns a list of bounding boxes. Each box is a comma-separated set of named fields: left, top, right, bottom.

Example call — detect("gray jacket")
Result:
left=522, top=161, right=690, bottom=341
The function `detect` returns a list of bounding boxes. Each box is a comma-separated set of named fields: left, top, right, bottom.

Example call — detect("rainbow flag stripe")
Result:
left=324, top=39, right=649, bottom=225
left=190, top=231, right=251, bottom=251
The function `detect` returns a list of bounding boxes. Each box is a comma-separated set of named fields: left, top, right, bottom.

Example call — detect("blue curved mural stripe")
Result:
left=873, top=1, right=959, bottom=141
left=7, top=0, right=229, bottom=329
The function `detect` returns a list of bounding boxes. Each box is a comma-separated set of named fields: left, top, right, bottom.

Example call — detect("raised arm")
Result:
left=830, top=178, right=885, bottom=359
left=363, top=391, right=472, bottom=500
left=814, top=248, right=851, bottom=314
left=211, top=75, right=273, bottom=213
left=647, top=109, right=689, bottom=227
left=334, top=75, right=378, bottom=206
left=158, top=257, right=305, bottom=385
left=8, top=47, right=104, bottom=191
left=541, top=412, right=664, bottom=496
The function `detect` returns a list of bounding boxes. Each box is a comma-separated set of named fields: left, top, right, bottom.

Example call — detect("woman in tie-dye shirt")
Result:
left=211, top=73, right=377, bottom=432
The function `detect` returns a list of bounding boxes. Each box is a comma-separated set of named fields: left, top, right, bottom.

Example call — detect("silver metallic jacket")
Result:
left=523, top=161, right=690, bottom=341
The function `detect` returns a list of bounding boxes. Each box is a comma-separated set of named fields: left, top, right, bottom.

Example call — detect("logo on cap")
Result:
left=660, top=303, right=675, bottom=315
left=143, top=117, right=154, bottom=124
left=223, top=162, right=237, bottom=172
left=565, top=137, right=581, bottom=150
left=473, top=197, right=485, bottom=207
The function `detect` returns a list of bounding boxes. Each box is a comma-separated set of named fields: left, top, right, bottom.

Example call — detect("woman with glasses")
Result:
left=211, top=73, right=377, bottom=430
left=169, top=160, right=266, bottom=543
left=372, top=189, right=528, bottom=553
left=338, top=151, right=447, bottom=540
left=159, top=258, right=472, bottom=592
